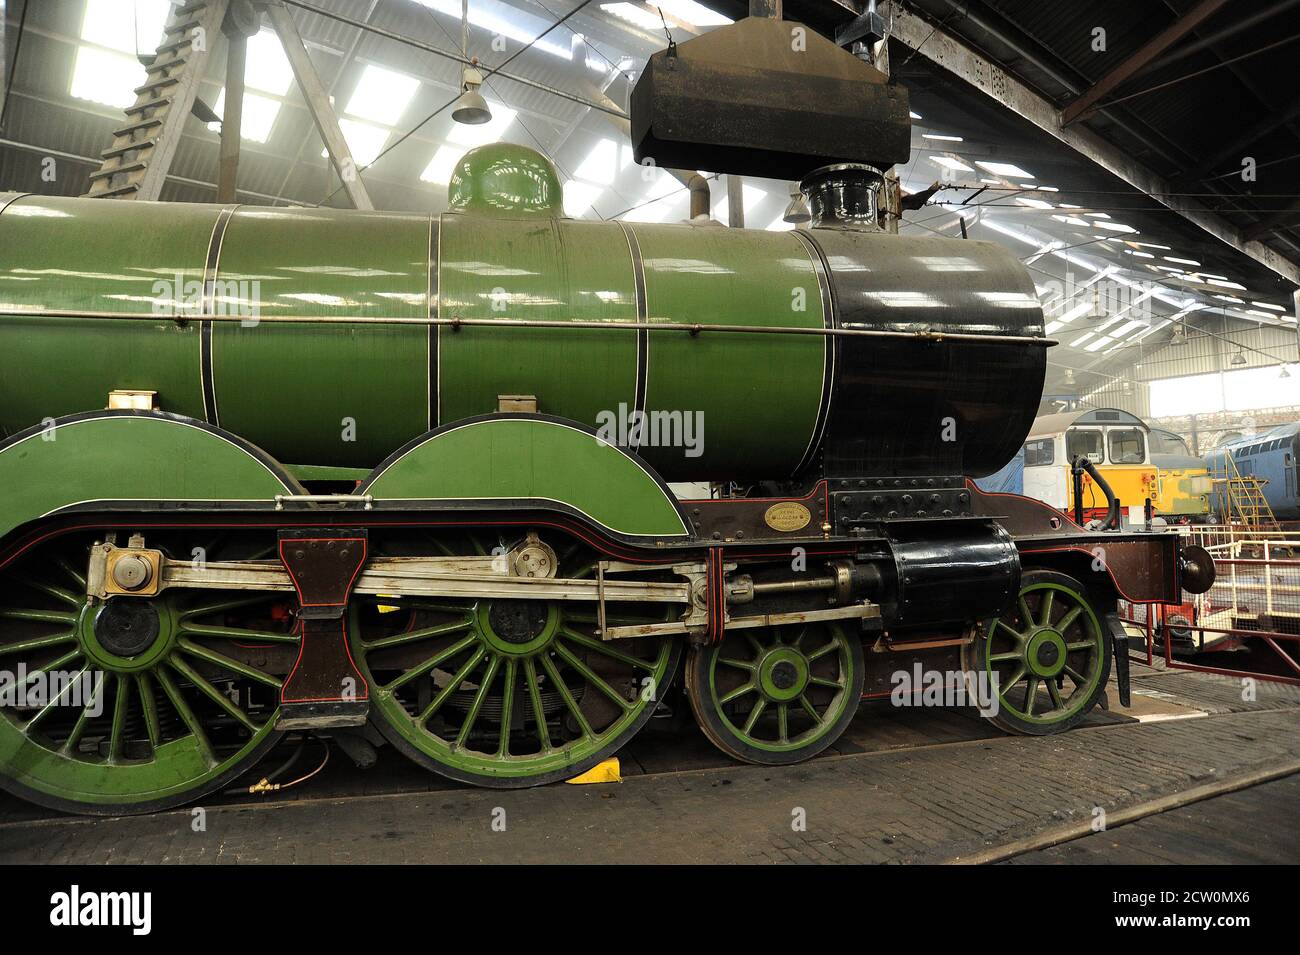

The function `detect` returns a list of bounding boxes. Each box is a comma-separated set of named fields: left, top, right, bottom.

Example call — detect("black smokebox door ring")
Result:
left=278, top=529, right=370, bottom=726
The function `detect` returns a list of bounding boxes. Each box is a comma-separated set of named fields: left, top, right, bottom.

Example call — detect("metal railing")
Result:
left=1119, top=532, right=1300, bottom=685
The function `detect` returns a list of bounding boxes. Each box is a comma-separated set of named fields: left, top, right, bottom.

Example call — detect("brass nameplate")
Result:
left=764, top=502, right=811, bottom=532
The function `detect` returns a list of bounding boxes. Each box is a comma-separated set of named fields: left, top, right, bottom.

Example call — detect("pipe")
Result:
left=1073, top=456, right=1122, bottom=530
left=0, top=306, right=1059, bottom=346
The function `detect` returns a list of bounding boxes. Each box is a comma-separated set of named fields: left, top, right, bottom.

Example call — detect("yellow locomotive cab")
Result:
left=1023, top=409, right=1158, bottom=521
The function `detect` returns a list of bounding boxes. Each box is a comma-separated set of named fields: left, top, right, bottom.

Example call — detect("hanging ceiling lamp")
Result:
left=453, top=0, right=492, bottom=126
left=1231, top=351, right=1247, bottom=366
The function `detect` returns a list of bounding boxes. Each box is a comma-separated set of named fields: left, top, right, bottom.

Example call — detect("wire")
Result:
left=244, top=740, right=330, bottom=795
left=655, top=5, right=677, bottom=58
left=938, top=184, right=1300, bottom=200
left=312, top=0, right=595, bottom=207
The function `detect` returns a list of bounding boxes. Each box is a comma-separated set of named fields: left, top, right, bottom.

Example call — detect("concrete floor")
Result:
left=2, top=666, right=1298, bottom=863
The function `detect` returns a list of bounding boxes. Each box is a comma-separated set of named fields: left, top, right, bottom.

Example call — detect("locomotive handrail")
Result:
left=0, top=307, right=1057, bottom=347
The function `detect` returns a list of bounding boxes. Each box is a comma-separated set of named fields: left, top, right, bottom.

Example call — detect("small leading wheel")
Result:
left=352, top=530, right=681, bottom=788
left=686, top=622, right=864, bottom=765
left=0, top=532, right=298, bottom=814
left=964, top=569, right=1111, bottom=736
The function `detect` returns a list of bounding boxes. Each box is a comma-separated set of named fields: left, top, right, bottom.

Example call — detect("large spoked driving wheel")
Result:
left=964, top=569, right=1111, bottom=735
left=686, top=622, right=864, bottom=765
left=0, top=533, right=299, bottom=814
left=352, top=531, right=681, bottom=787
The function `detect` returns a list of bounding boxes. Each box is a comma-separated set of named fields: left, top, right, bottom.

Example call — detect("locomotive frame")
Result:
left=0, top=147, right=1212, bottom=814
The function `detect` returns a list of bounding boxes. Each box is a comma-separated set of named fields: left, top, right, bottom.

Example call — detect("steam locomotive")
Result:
left=0, top=143, right=1210, bottom=814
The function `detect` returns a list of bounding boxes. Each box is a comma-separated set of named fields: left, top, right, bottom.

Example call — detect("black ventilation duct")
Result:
left=630, top=15, right=911, bottom=181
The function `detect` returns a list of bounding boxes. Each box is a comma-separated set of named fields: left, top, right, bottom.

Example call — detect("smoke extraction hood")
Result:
left=630, top=16, right=911, bottom=181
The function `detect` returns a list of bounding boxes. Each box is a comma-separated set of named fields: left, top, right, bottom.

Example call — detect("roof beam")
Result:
left=883, top=0, right=1300, bottom=288
left=1061, top=0, right=1231, bottom=126
left=266, top=0, right=374, bottom=209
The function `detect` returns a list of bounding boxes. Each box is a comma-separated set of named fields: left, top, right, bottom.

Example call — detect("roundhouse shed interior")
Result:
left=0, top=0, right=1298, bottom=892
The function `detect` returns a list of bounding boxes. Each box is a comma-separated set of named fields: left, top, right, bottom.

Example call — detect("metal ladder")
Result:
left=1211, top=452, right=1280, bottom=534
left=81, top=0, right=230, bottom=200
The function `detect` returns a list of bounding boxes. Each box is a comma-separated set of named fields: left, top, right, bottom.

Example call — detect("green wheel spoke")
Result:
left=19, top=649, right=85, bottom=689
left=1063, top=664, right=1087, bottom=685
left=777, top=703, right=789, bottom=743
left=553, top=642, right=632, bottom=712
left=993, top=619, right=1026, bottom=644
left=55, top=556, right=87, bottom=589
left=805, top=640, right=838, bottom=662
left=1046, top=678, right=1064, bottom=710
left=135, top=672, right=162, bottom=750
left=454, top=655, right=501, bottom=748
left=558, top=626, right=656, bottom=671
left=791, top=627, right=808, bottom=650
left=988, top=650, right=1021, bottom=663
left=523, top=656, right=552, bottom=749
left=539, top=652, right=594, bottom=739
left=182, top=622, right=301, bottom=644
left=809, top=676, right=843, bottom=690
left=741, top=697, right=767, bottom=734
left=167, top=655, right=259, bottom=733
left=1017, top=596, right=1034, bottom=628
left=362, top=617, right=474, bottom=651
left=1038, top=590, right=1055, bottom=627
left=22, top=663, right=89, bottom=732
left=717, top=655, right=756, bottom=672
left=497, top=659, right=517, bottom=757
left=0, top=608, right=78, bottom=626
left=719, top=681, right=756, bottom=704
left=1055, top=606, right=1083, bottom=634
left=13, top=574, right=81, bottom=608
left=1001, top=664, right=1027, bottom=693
left=798, top=693, right=821, bottom=723
left=1023, top=677, right=1040, bottom=716
left=155, top=666, right=217, bottom=766
left=60, top=672, right=105, bottom=755
left=1066, top=640, right=1097, bottom=652
left=176, top=638, right=283, bottom=689
left=418, top=647, right=487, bottom=724
left=744, top=632, right=766, bottom=656
left=384, top=633, right=478, bottom=692
left=0, top=631, right=77, bottom=657
left=108, top=674, right=129, bottom=762
left=180, top=593, right=281, bottom=620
